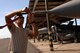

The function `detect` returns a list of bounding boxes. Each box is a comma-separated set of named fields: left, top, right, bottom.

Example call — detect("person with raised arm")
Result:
left=0, top=7, right=38, bottom=53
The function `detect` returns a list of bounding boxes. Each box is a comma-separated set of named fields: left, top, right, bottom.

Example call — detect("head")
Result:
left=15, top=13, right=24, bottom=28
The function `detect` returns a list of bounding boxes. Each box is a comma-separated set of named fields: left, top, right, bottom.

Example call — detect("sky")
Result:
left=0, top=0, right=29, bottom=39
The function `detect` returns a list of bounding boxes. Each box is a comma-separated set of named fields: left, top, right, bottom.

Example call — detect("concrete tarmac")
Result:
left=29, top=39, right=80, bottom=53
left=0, top=38, right=40, bottom=53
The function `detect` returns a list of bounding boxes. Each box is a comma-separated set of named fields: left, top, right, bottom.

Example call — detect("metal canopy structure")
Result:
left=29, top=0, right=72, bottom=29
left=29, top=0, right=72, bottom=51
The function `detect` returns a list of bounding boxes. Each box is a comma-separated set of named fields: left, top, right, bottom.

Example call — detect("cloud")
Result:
left=0, top=27, right=11, bottom=39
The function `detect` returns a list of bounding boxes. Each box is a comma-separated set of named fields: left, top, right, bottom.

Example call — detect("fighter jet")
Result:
left=34, top=0, right=80, bottom=18
left=49, top=0, right=80, bottom=18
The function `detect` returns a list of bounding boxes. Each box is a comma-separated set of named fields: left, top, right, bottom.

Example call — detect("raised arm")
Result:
left=0, top=11, right=22, bottom=29
left=5, top=10, right=24, bottom=29
left=0, top=7, right=30, bottom=29
left=22, top=7, right=38, bottom=37
left=27, top=13, right=38, bottom=38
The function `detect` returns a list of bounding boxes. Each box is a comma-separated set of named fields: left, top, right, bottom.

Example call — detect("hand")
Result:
left=28, top=13, right=35, bottom=24
left=22, top=7, right=30, bottom=13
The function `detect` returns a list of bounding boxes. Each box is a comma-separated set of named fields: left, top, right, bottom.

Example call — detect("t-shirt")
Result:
left=9, top=24, right=28, bottom=53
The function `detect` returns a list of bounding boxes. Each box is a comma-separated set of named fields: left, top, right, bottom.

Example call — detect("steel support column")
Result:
left=45, top=0, right=54, bottom=51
